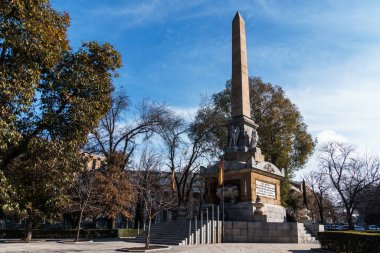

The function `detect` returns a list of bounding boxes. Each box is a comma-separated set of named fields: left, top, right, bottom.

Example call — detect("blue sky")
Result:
left=53, top=0, right=380, bottom=176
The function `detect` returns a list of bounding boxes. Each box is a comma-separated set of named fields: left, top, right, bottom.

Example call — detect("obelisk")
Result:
left=231, top=12, right=251, bottom=119
left=225, top=12, right=262, bottom=162
left=202, top=13, right=286, bottom=223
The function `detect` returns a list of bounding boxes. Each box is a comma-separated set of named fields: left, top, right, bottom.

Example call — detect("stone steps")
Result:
left=299, top=224, right=318, bottom=244
left=127, top=220, right=319, bottom=245
left=126, top=220, right=200, bottom=245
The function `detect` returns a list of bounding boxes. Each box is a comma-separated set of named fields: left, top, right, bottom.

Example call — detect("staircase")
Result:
left=299, top=224, right=318, bottom=243
left=126, top=219, right=199, bottom=245
left=126, top=221, right=319, bottom=245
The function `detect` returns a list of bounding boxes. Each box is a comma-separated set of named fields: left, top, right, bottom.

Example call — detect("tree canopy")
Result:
left=195, top=77, right=315, bottom=175
left=0, top=0, right=121, bottom=169
left=193, top=77, right=315, bottom=205
left=0, top=0, right=121, bottom=241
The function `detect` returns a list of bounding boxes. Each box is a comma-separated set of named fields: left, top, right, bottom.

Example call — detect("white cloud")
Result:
left=295, top=129, right=349, bottom=180
left=316, top=130, right=348, bottom=144
left=169, top=106, right=198, bottom=122
left=88, top=0, right=212, bottom=27
left=286, top=46, right=380, bottom=153
left=246, top=1, right=380, bottom=38
left=289, top=47, right=380, bottom=179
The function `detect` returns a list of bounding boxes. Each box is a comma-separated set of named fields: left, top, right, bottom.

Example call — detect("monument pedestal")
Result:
left=222, top=202, right=286, bottom=222
left=253, top=215, right=267, bottom=222
left=224, top=148, right=264, bottom=163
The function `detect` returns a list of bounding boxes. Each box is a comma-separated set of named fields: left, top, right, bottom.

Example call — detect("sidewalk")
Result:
left=0, top=240, right=319, bottom=253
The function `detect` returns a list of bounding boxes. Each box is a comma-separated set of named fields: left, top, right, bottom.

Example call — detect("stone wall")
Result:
left=224, top=202, right=286, bottom=222
left=261, top=204, right=286, bottom=222
left=224, top=221, right=305, bottom=243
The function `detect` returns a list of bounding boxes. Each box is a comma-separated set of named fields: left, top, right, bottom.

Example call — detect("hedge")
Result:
left=0, top=229, right=138, bottom=239
left=118, top=229, right=140, bottom=238
left=363, top=230, right=380, bottom=234
left=318, top=231, right=380, bottom=253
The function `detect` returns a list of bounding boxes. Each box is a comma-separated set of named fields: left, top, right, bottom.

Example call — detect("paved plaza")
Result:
left=0, top=240, right=319, bottom=253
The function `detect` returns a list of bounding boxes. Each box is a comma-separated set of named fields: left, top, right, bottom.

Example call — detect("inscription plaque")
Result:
left=256, top=180, right=276, bottom=199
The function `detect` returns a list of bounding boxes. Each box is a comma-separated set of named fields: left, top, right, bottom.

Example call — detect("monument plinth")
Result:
left=201, top=12, right=286, bottom=222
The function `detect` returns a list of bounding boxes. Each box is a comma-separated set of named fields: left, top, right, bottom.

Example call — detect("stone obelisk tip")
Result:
left=233, top=11, right=245, bottom=23
left=231, top=12, right=250, bottom=118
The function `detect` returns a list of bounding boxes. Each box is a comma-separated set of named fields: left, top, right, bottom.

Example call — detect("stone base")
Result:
left=224, top=221, right=323, bottom=243
left=262, top=204, right=286, bottom=222
left=253, top=215, right=267, bottom=222
left=224, top=222, right=295, bottom=243
left=224, top=202, right=286, bottom=222
left=224, top=147, right=265, bottom=163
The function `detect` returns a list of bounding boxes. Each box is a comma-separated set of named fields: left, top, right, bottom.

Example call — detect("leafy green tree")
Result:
left=194, top=77, right=315, bottom=205
left=0, top=0, right=121, bottom=241
left=285, top=188, right=303, bottom=221
left=1, top=0, right=69, bottom=155
left=0, top=0, right=121, bottom=168
left=2, top=140, right=80, bottom=241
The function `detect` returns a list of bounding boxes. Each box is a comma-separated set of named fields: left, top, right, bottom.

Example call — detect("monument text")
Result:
left=256, top=180, right=276, bottom=199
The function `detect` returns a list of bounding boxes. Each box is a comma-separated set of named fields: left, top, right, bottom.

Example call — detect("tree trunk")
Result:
left=347, top=211, right=354, bottom=230
left=134, top=200, right=143, bottom=229
left=111, top=216, right=116, bottom=229
left=22, top=212, right=33, bottom=242
left=319, top=206, right=324, bottom=224
left=23, top=220, right=33, bottom=242
left=145, top=217, right=152, bottom=249
left=76, top=210, right=84, bottom=242
left=177, top=191, right=183, bottom=207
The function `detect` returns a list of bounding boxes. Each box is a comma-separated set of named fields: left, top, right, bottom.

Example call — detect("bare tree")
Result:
left=318, top=142, right=380, bottom=229
left=136, top=149, right=175, bottom=249
left=304, top=171, right=331, bottom=223
left=67, top=169, right=100, bottom=242
left=158, top=104, right=222, bottom=212
left=87, top=92, right=168, bottom=169
left=85, top=91, right=169, bottom=227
